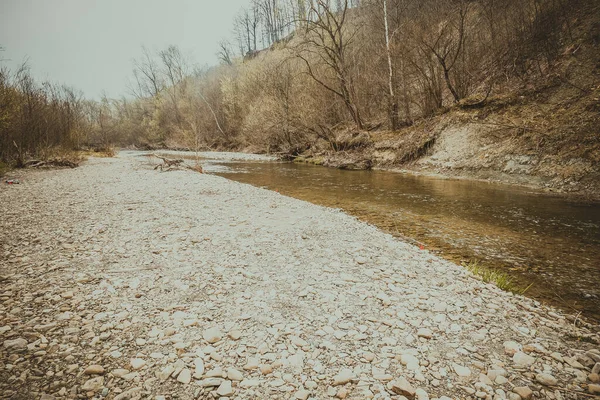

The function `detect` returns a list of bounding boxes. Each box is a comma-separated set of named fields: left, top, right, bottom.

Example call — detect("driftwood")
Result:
left=152, top=155, right=184, bottom=171
left=151, top=154, right=203, bottom=173
left=24, top=159, right=79, bottom=168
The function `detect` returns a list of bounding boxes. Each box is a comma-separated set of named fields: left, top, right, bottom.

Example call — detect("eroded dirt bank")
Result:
left=1, top=154, right=599, bottom=400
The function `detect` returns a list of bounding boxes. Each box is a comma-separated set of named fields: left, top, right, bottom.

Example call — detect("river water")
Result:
left=160, top=153, right=600, bottom=321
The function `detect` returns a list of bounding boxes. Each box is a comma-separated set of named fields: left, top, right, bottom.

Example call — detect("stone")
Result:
left=336, top=388, right=349, bottom=399
left=203, top=327, right=223, bottom=344
left=589, top=384, right=600, bottom=395
left=415, top=388, right=429, bottom=400
left=535, top=373, right=558, bottom=386
left=3, top=338, right=27, bottom=351
left=239, top=379, right=260, bottom=387
left=111, top=369, right=130, bottom=378
left=452, top=363, right=471, bottom=377
left=217, top=380, right=234, bottom=396
left=513, top=352, right=535, bottom=367
left=513, top=387, right=532, bottom=399
left=593, top=363, right=600, bottom=375
left=130, top=358, right=146, bottom=370
left=503, top=341, right=521, bottom=355
left=390, top=377, right=416, bottom=397
left=227, top=368, right=243, bottom=381
left=333, top=368, right=354, bottom=385
left=177, top=368, right=191, bottom=384
left=589, top=373, right=600, bottom=383
left=228, top=330, right=242, bottom=340
left=295, top=389, right=310, bottom=400
left=82, top=376, right=104, bottom=392
left=417, top=328, right=433, bottom=339
left=84, top=365, right=105, bottom=375
left=158, top=365, right=175, bottom=381
left=400, top=354, right=420, bottom=370
left=198, top=378, right=224, bottom=387
left=193, top=358, right=205, bottom=378
left=260, top=364, right=273, bottom=375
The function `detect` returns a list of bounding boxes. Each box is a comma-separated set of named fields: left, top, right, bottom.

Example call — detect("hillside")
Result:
left=100, top=0, right=599, bottom=197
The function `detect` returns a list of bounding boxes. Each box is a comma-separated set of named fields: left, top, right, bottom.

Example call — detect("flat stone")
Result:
left=130, top=358, right=146, bottom=370
left=111, top=369, right=130, bottom=378
left=81, top=376, right=104, bottom=392
left=197, top=378, right=224, bottom=387
left=158, top=365, right=175, bottom=381
left=513, top=386, right=533, bottom=399
left=203, top=327, right=223, bottom=344
left=239, top=379, right=260, bottom=387
left=535, top=373, right=557, bottom=386
left=84, top=365, right=105, bottom=375
left=589, top=384, right=600, bottom=395
left=452, top=363, right=471, bottom=377
left=390, top=377, right=416, bottom=397
left=216, top=380, right=234, bottom=396
left=513, top=352, right=535, bottom=367
left=227, top=368, right=243, bottom=381
left=177, top=368, right=191, bottom=384
left=503, top=341, right=521, bottom=355
left=333, top=368, right=354, bottom=385
left=295, top=389, right=310, bottom=400
left=3, top=338, right=27, bottom=351
left=417, top=328, right=433, bottom=339
left=193, top=358, right=205, bottom=378
left=228, top=330, right=242, bottom=340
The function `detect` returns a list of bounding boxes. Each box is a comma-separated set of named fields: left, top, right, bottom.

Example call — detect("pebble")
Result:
left=295, top=389, right=310, bottom=400
left=203, top=327, right=223, bottom=344
left=84, top=365, right=105, bottom=375
left=3, top=338, right=27, bottom=351
left=217, top=380, right=234, bottom=396
left=130, top=358, right=146, bottom=370
left=227, top=368, right=243, bottom=381
left=390, top=377, right=416, bottom=397
left=453, top=363, right=471, bottom=377
left=513, top=352, right=535, bottom=367
left=81, top=377, right=104, bottom=392
left=513, top=386, right=533, bottom=399
left=333, top=368, right=354, bottom=385
left=177, top=368, right=191, bottom=384
left=535, top=373, right=558, bottom=386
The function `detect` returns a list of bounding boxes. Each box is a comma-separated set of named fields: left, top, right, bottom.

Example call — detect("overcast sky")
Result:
left=0, top=0, right=248, bottom=99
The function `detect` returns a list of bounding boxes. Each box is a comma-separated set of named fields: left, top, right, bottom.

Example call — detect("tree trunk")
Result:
left=383, top=0, right=399, bottom=130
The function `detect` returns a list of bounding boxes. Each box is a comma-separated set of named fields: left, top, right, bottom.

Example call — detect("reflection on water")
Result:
left=203, top=159, right=600, bottom=320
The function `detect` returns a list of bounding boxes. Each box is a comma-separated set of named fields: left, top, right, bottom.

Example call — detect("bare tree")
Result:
left=131, top=46, right=164, bottom=98
left=419, top=0, right=470, bottom=104
left=296, top=0, right=364, bottom=130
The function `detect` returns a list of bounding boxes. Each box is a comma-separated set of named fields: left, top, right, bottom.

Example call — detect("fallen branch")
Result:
left=152, top=154, right=185, bottom=171
left=24, top=159, right=79, bottom=168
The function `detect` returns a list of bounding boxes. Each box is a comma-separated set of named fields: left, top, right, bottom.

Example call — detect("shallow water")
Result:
left=167, top=153, right=600, bottom=321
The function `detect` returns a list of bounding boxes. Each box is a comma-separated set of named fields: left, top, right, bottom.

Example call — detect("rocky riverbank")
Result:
left=1, top=153, right=599, bottom=400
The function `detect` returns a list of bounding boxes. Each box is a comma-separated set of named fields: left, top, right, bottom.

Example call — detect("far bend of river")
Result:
left=200, top=158, right=600, bottom=322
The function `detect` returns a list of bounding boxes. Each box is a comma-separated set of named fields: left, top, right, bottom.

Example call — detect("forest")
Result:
left=1, top=0, right=598, bottom=177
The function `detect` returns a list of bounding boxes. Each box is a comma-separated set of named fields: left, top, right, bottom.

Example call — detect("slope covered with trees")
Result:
left=3, top=0, right=598, bottom=194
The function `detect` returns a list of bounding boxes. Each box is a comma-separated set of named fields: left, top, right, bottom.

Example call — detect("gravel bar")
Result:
left=1, top=153, right=599, bottom=400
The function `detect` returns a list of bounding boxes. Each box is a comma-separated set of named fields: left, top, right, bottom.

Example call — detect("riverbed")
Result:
left=1, top=152, right=599, bottom=399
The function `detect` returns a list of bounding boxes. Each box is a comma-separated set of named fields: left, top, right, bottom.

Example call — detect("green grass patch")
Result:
left=462, top=261, right=532, bottom=294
